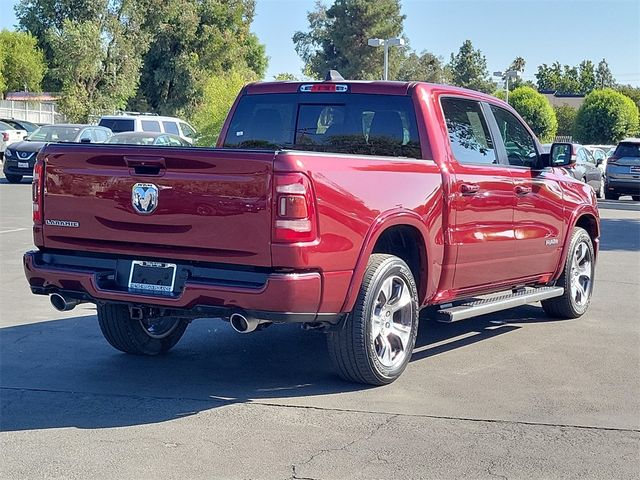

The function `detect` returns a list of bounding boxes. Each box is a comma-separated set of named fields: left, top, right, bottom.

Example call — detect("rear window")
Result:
left=99, top=118, right=135, bottom=133
left=223, top=93, right=422, bottom=158
left=614, top=142, right=640, bottom=158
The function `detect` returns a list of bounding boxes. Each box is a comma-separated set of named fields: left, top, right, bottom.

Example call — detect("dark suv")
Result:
left=605, top=139, right=640, bottom=201
left=3, top=124, right=112, bottom=183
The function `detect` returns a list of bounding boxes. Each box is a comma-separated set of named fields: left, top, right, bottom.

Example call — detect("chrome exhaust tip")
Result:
left=50, top=293, right=82, bottom=312
left=230, top=312, right=265, bottom=334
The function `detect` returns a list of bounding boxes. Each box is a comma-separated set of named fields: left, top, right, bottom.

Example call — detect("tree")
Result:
left=574, top=89, right=639, bottom=144
left=508, top=86, right=557, bottom=142
left=133, top=0, right=266, bottom=117
left=47, top=2, right=150, bottom=122
left=595, top=59, right=614, bottom=89
left=15, top=0, right=105, bottom=90
left=293, top=0, right=405, bottom=80
left=554, top=104, right=577, bottom=137
left=448, top=40, right=494, bottom=93
left=535, top=62, right=563, bottom=91
left=615, top=84, right=640, bottom=112
left=274, top=73, right=299, bottom=81
left=502, top=56, right=526, bottom=90
left=190, top=69, right=257, bottom=146
left=397, top=50, right=448, bottom=83
left=0, top=29, right=46, bottom=94
left=578, top=60, right=595, bottom=94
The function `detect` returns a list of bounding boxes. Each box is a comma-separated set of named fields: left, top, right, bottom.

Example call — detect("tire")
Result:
left=327, top=254, right=419, bottom=385
left=595, top=178, right=605, bottom=199
left=542, top=227, right=595, bottom=319
left=604, top=190, right=619, bottom=200
left=632, top=196, right=640, bottom=202
left=97, top=303, right=188, bottom=355
left=5, top=174, right=23, bottom=183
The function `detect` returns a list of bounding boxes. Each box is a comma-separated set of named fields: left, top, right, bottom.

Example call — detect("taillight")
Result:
left=32, top=159, right=44, bottom=224
left=1, top=132, right=8, bottom=142
left=273, top=173, right=317, bottom=243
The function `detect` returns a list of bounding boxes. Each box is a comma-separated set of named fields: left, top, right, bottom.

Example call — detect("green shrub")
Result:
left=508, top=86, right=558, bottom=142
left=554, top=105, right=577, bottom=138
left=574, top=89, right=639, bottom=144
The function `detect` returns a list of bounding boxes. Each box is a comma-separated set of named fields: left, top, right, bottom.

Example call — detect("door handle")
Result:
left=460, top=183, right=480, bottom=195
left=515, top=185, right=532, bottom=195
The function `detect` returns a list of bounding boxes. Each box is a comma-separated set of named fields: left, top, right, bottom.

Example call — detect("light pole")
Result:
left=368, top=37, right=405, bottom=80
left=493, top=70, right=520, bottom=104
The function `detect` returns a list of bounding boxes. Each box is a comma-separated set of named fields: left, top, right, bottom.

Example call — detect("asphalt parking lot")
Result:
left=1, top=175, right=639, bottom=480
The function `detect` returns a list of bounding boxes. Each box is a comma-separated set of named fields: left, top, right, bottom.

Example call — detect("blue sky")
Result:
left=2, top=0, right=639, bottom=86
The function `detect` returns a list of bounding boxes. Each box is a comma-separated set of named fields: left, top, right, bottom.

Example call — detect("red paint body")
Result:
left=24, top=81, right=599, bottom=320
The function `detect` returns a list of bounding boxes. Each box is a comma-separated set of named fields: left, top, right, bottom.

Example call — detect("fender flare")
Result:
left=552, top=205, right=600, bottom=281
left=341, top=209, right=435, bottom=312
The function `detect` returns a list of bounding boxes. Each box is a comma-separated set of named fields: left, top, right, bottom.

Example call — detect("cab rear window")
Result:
left=223, top=93, right=422, bottom=158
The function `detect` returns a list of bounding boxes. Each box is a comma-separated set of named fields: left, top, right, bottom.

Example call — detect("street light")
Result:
left=368, top=37, right=405, bottom=80
left=493, top=70, right=520, bottom=104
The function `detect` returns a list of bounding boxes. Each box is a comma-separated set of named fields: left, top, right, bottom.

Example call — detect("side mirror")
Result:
left=79, top=137, right=92, bottom=144
left=596, top=157, right=604, bottom=166
left=549, top=143, right=574, bottom=167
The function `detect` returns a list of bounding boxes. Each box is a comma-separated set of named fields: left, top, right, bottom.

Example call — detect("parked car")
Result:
left=544, top=142, right=605, bottom=198
left=604, top=138, right=640, bottom=201
left=98, top=113, right=197, bottom=144
left=3, top=124, right=112, bottom=183
left=0, top=121, right=27, bottom=161
left=106, top=132, right=192, bottom=146
left=0, top=118, right=40, bottom=134
left=585, top=146, right=610, bottom=174
left=24, top=79, right=599, bottom=385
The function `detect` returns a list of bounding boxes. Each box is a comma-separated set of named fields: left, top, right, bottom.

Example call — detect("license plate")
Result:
left=128, top=261, right=177, bottom=295
left=630, top=166, right=640, bottom=173
left=18, top=162, right=29, bottom=168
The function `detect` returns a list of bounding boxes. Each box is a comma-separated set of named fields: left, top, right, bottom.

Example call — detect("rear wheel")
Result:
left=4, top=174, right=23, bottom=183
left=604, top=190, right=619, bottom=200
left=595, top=178, right=605, bottom=199
left=542, top=227, right=595, bottom=319
left=97, top=303, right=188, bottom=355
left=327, top=254, right=419, bottom=385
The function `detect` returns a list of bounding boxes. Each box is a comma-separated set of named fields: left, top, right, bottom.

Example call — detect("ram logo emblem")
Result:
left=132, top=183, right=159, bottom=215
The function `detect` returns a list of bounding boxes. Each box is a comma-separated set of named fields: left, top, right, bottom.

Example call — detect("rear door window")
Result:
left=441, top=98, right=497, bottom=165
left=141, top=120, right=161, bottom=132
left=223, top=92, right=422, bottom=158
left=162, top=121, right=180, bottom=135
left=98, top=118, right=134, bottom=133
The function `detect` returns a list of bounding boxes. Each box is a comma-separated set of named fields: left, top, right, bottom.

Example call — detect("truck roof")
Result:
left=243, top=80, right=503, bottom=104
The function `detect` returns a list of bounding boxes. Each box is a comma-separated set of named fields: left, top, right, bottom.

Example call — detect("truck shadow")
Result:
left=0, top=305, right=565, bottom=432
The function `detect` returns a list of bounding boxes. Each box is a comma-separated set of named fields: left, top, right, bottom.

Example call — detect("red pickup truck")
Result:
left=24, top=79, right=599, bottom=385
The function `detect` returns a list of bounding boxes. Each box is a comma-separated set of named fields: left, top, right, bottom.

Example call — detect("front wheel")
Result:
left=97, top=303, right=188, bottom=355
left=542, top=227, right=595, bottom=319
left=327, top=254, right=419, bottom=385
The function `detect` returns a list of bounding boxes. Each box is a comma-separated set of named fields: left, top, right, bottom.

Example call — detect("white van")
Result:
left=98, top=113, right=197, bottom=145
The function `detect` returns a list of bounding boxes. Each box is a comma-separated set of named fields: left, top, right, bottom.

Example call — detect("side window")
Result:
left=441, top=98, right=497, bottom=165
left=584, top=149, right=596, bottom=165
left=94, top=129, right=109, bottom=142
left=79, top=128, right=93, bottom=142
left=141, top=120, right=161, bottom=132
left=577, top=149, right=587, bottom=164
left=489, top=105, right=538, bottom=167
left=180, top=123, right=196, bottom=138
left=163, top=121, right=180, bottom=135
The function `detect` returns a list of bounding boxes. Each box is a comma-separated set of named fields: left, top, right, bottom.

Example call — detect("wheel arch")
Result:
left=552, top=207, right=600, bottom=281
left=341, top=210, right=435, bottom=312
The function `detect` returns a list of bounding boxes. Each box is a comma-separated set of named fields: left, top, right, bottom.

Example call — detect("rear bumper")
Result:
left=605, top=177, right=640, bottom=195
left=24, top=250, right=345, bottom=324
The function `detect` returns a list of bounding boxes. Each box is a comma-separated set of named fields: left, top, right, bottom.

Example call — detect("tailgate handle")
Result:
left=124, top=156, right=166, bottom=176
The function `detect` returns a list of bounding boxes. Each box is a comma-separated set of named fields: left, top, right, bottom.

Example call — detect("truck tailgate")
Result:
left=40, top=144, right=274, bottom=267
